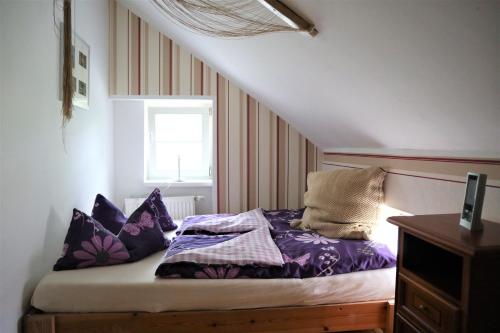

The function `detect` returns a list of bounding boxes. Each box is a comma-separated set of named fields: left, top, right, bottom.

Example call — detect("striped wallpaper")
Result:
left=108, top=0, right=319, bottom=214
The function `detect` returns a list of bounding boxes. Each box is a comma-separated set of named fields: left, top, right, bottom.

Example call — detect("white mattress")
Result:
left=32, top=251, right=396, bottom=313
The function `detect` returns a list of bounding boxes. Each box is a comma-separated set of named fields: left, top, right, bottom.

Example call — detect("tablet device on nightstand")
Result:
left=460, top=172, right=487, bottom=231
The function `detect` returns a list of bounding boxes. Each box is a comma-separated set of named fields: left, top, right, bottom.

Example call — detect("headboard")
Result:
left=321, top=152, right=500, bottom=223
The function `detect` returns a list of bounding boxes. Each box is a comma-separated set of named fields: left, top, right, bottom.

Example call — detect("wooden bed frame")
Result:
left=24, top=300, right=394, bottom=333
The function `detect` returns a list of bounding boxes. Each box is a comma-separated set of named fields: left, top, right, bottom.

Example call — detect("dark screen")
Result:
left=465, top=175, right=478, bottom=205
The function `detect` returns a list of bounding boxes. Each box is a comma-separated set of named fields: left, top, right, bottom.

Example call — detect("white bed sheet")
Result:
left=32, top=251, right=396, bottom=313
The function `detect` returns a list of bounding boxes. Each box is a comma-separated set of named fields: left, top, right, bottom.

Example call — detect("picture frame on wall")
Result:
left=59, top=23, right=90, bottom=110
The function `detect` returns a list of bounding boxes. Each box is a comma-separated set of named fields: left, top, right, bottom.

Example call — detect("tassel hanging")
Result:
left=61, top=0, right=73, bottom=125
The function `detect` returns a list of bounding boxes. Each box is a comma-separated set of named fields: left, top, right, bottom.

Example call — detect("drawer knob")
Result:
left=418, top=304, right=427, bottom=311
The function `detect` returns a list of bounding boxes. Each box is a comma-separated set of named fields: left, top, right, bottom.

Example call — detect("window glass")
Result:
left=144, top=100, right=213, bottom=183
left=154, top=113, right=203, bottom=142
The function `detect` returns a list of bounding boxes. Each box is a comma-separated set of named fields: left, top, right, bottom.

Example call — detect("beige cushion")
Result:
left=291, top=167, right=386, bottom=240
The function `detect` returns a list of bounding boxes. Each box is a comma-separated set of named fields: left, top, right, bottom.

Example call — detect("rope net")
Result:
left=152, top=0, right=303, bottom=38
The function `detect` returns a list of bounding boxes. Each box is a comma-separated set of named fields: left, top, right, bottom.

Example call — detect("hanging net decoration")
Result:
left=61, top=0, right=73, bottom=125
left=151, top=0, right=317, bottom=38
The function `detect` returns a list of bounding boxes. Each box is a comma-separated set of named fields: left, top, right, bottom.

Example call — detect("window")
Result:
left=144, top=99, right=213, bottom=184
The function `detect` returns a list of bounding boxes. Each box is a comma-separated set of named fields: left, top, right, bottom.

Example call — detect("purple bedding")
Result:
left=155, top=209, right=396, bottom=279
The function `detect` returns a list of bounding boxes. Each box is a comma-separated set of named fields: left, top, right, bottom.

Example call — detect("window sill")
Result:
left=144, top=180, right=213, bottom=188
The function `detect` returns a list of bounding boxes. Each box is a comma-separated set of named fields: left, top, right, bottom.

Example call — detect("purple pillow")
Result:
left=118, top=198, right=168, bottom=262
left=91, top=194, right=127, bottom=235
left=54, top=209, right=130, bottom=271
left=147, top=188, right=177, bottom=232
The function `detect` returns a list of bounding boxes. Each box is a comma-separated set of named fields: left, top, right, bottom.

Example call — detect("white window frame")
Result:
left=143, top=98, right=214, bottom=186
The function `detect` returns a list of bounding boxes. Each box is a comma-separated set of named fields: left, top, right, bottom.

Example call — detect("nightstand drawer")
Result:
left=398, top=276, right=460, bottom=333
left=396, top=314, right=422, bottom=333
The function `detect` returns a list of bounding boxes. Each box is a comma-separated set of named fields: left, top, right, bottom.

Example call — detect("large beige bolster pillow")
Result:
left=291, top=167, right=386, bottom=240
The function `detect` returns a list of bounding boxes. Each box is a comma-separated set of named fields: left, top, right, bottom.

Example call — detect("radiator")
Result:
left=124, top=196, right=197, bottom=220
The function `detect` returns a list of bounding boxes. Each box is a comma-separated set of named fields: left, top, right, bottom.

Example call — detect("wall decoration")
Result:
left=61, top=0, right=73, bottom=124
left=71, top=34, right=90, bottom=110
left=151, top=0, right=318, bottom=38
left=60, top=27, right=90, bottom=111
left=57, top=0, right=90, bottom=113
left=109, top=0, right=320, bottom=214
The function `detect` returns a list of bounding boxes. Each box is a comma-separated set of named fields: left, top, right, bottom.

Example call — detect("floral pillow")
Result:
left=91, top=194, right=127, bottom=235
left=118, top=198, right=168, bottom=262
left=54, top=209, right=130, bottom=271
left=147, top=188, right=177, bottom=232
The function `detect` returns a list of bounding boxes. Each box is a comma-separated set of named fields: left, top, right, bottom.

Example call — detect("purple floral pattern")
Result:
left=148, top=188, right=177, bottom=232
left=282, top=253, right=310, bottom=266
left=121, top=211, right=155, bottom=236
left=118, top=198, right=168, bottom=262
left=91, top=194, right=128, bottom=235
left=73, top=235, right=130, bottom=268
left=156, top=209, right=396, bottom=279
left=91, top=189, right=176, bottom=234
left=54, top=209, right=130, bottom=271
left=194, top=266, right=246, bottom=279
left=293, top=233, right=339, bottom=245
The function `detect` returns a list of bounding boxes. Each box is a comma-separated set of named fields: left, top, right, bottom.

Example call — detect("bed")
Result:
left=25, top=210, right=397, bottom=333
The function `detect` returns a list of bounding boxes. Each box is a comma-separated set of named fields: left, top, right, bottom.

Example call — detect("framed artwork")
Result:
left=60, top=23, right=90, bottom=110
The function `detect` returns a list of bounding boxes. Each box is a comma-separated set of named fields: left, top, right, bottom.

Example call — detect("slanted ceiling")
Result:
left=119, top=0, right=500, bottom=155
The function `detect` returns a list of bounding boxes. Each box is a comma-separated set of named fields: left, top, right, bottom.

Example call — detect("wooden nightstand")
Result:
left=388, top=214, right=500, bottom=333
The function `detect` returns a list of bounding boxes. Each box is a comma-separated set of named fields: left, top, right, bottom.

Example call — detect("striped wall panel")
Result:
left=109, top=0, right=320, bottom=213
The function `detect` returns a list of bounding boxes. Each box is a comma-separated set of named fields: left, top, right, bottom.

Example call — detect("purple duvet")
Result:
left=155, top=209, right=396, bottom=279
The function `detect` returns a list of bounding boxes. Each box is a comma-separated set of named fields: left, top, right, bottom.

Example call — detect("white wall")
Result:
left=113, top=99, right=214, bottom=215
left=0, top=1, right=114, bottom=332
left=0, top=1, right=5, bottom=330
